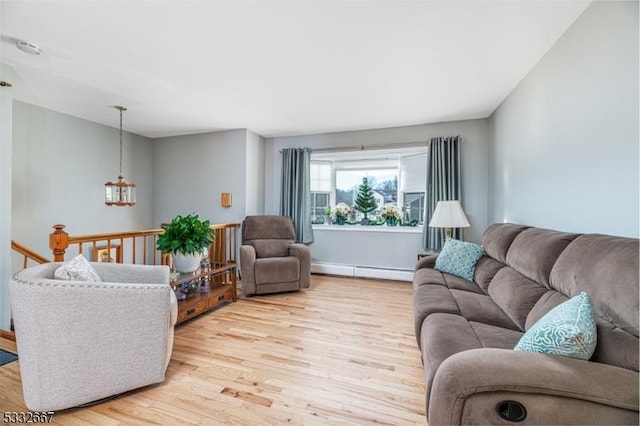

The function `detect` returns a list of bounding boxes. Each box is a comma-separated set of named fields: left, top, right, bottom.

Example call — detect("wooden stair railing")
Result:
left=48, top=223, right=240, bottom=280
left=11, top=240, right=51, bottom=268
left=4, top=241, right=51, bottom=340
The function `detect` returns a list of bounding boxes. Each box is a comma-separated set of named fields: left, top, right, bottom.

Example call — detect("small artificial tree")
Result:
left=354, top=177, right=378, bottom=225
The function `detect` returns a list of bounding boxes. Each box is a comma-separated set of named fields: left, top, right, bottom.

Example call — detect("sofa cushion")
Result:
left=487, top=267, right=548, bottom=331
left=525, top=291, right=569, bottom=330
left=450, top=290, right=519, bottom=331
left=473, top=256, right=505, bottom=292
left=56, top=254, right=102, bottom=282
left=515, top=292, right=597, bottom=360
left=442, top=274, right=485, bottom=295
left=469, top=321, right=523, bottom=348
left=435, top=238, right=484, bottom=281
left=413, top=267, right=446, bottom=290
left=550, top=234, right=639, bottom=337
left=481, top=223, right=529, bottom=264
left=420, top=313, right=482, bottom=400
left=506, top=228, right=578, bottom=288
left=550, top=234, right=639, bottom=371
left=413, top=284, right=461, bottom=345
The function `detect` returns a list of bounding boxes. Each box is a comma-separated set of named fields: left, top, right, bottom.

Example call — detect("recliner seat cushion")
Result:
left=255, top=257, right=299, bottom=284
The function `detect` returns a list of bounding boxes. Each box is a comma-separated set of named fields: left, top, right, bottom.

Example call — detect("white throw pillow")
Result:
left=54, top=264, right=70, bottom=280
left=58, top=254, right=102, bottom=282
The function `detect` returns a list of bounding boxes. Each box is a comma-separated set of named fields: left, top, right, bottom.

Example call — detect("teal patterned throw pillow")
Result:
left=434, top=238, right=484, bottom=281
left=514, top=292, right=596, bottom=360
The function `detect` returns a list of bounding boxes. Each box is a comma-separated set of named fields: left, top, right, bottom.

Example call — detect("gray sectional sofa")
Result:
left=413, top=223, right=639, bottom=425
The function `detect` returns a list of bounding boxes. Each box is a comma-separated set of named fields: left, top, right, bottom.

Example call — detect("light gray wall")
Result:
left=152, top=129, right=248, bottom=226
left=488, top=0, right=639, bottom=237
left=1, top=64, right=13, bottom=330
left=312, top=228, right=422, bottom=270
left=265, top=119, right=490, bottom=270
left=11, top=101, right=154, bottom=260
left=245, top=130, right=265, bottom=216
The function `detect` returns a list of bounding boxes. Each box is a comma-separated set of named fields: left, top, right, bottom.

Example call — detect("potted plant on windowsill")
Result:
left=157, top=213, right=214, bottom=273
left=381, top=203, right=400, bottom=226
left=333, top=203, right=350, bottom=225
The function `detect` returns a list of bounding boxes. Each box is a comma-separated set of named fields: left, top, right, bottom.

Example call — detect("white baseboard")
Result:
left=311, top=262, right=413, bottom=282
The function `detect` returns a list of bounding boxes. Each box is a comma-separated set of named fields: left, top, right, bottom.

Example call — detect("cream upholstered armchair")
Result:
left=240, top=215, right=311, bottom=296
left=9, top=261, right=177, bottom=411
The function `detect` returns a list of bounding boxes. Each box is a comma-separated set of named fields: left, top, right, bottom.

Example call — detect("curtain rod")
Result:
left=310, top=140, right=428, bottom=154
left=279, top=135, right=463, bottom=154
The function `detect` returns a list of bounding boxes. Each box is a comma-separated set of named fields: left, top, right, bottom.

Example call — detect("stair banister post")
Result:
left=49, top=224, right=69, bottom=262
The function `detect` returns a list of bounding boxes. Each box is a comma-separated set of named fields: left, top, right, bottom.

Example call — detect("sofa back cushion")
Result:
left=479, top=225, right=576, bottom=331
left=243, top=215, right=296, bottom=241
left=487, top=267, right=548, bottom=331
left=481, top=223, right=529, bottom=264
left=478, top=224, right=639, bottom=372
left=549, top=234, right=639, bottom=371
left=505, top=228, right=579, bottom=288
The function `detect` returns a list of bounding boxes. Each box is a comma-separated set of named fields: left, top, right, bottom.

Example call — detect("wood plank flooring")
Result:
left=0, top=275, right=426, bottom=425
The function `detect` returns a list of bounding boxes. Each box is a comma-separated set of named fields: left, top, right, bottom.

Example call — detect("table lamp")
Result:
left=428, top=200, right=470, bottom=239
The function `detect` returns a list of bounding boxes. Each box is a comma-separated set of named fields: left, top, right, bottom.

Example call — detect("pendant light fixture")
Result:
left=105, top=106, right=136, bottom=206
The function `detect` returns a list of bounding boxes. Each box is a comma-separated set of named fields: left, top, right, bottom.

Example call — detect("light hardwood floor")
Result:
left=0, top=275, right=426, bottom=425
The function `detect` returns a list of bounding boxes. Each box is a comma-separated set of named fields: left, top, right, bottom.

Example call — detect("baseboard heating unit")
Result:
left=311, top=262, right=413, bottom=282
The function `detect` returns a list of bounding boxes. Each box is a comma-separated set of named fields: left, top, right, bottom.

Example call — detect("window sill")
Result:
left=312, top=224, right=423, bottom=234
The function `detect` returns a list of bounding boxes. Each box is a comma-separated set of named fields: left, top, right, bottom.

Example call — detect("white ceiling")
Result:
left=1, top=1, right=590, bottom=139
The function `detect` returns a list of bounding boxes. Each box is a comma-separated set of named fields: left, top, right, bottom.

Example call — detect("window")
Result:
left=310, top=146, right=427, bottom=224
left=403, top=192, right=425, bottom=222
left=311, top=192, right=330, bottom=224
left=311, top=162, right=332, bottom=223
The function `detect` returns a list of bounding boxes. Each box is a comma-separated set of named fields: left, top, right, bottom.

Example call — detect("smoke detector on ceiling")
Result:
left=16, top=40, right=42, bottom=55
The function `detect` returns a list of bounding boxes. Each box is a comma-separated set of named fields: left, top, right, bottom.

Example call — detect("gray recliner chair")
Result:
left=240, top=215, right=311, bottom=296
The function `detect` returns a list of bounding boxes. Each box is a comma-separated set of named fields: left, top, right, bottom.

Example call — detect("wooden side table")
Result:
left=171, top=262, right=237, bottom=324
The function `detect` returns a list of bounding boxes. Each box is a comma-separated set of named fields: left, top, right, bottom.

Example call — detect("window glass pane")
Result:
left=311, top=192, right=330, bottom=224
left=399, top=154, right=427, bottom=192
left=336, top=169, right=398, bottom=219
left=311, top=162, right=331, bottom=192
left=403, top=192, right=425, bottom=223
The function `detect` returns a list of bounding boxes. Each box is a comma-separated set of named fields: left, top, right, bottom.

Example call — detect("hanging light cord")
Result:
left=117, top=106, right=127, bottom=178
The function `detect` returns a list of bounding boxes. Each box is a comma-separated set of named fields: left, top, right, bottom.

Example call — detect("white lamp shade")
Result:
left=429, top=200, right=470, bottom=228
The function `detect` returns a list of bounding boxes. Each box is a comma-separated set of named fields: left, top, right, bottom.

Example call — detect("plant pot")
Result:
left=335, top=216, right=346, bottom=225
left=173, top=252, right=202, bottom=273
left=385, top=217, right=398, bottom=226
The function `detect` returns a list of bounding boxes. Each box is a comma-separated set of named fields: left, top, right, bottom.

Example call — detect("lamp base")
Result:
left=444, top=227, right=453, bottom=239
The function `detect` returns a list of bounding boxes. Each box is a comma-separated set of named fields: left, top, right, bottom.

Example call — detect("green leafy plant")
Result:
left=157, top=213, right=214, bottom=255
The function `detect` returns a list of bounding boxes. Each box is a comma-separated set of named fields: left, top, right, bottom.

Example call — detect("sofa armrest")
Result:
left=93, top=262, right=169, bottom=285
left=415, top=254, right=438, bottom=271
left=429, top=348, right=639, bottom=425
left=289, top=243, right=311, bottom=289
left=240, top=245, right=257, bottom=295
